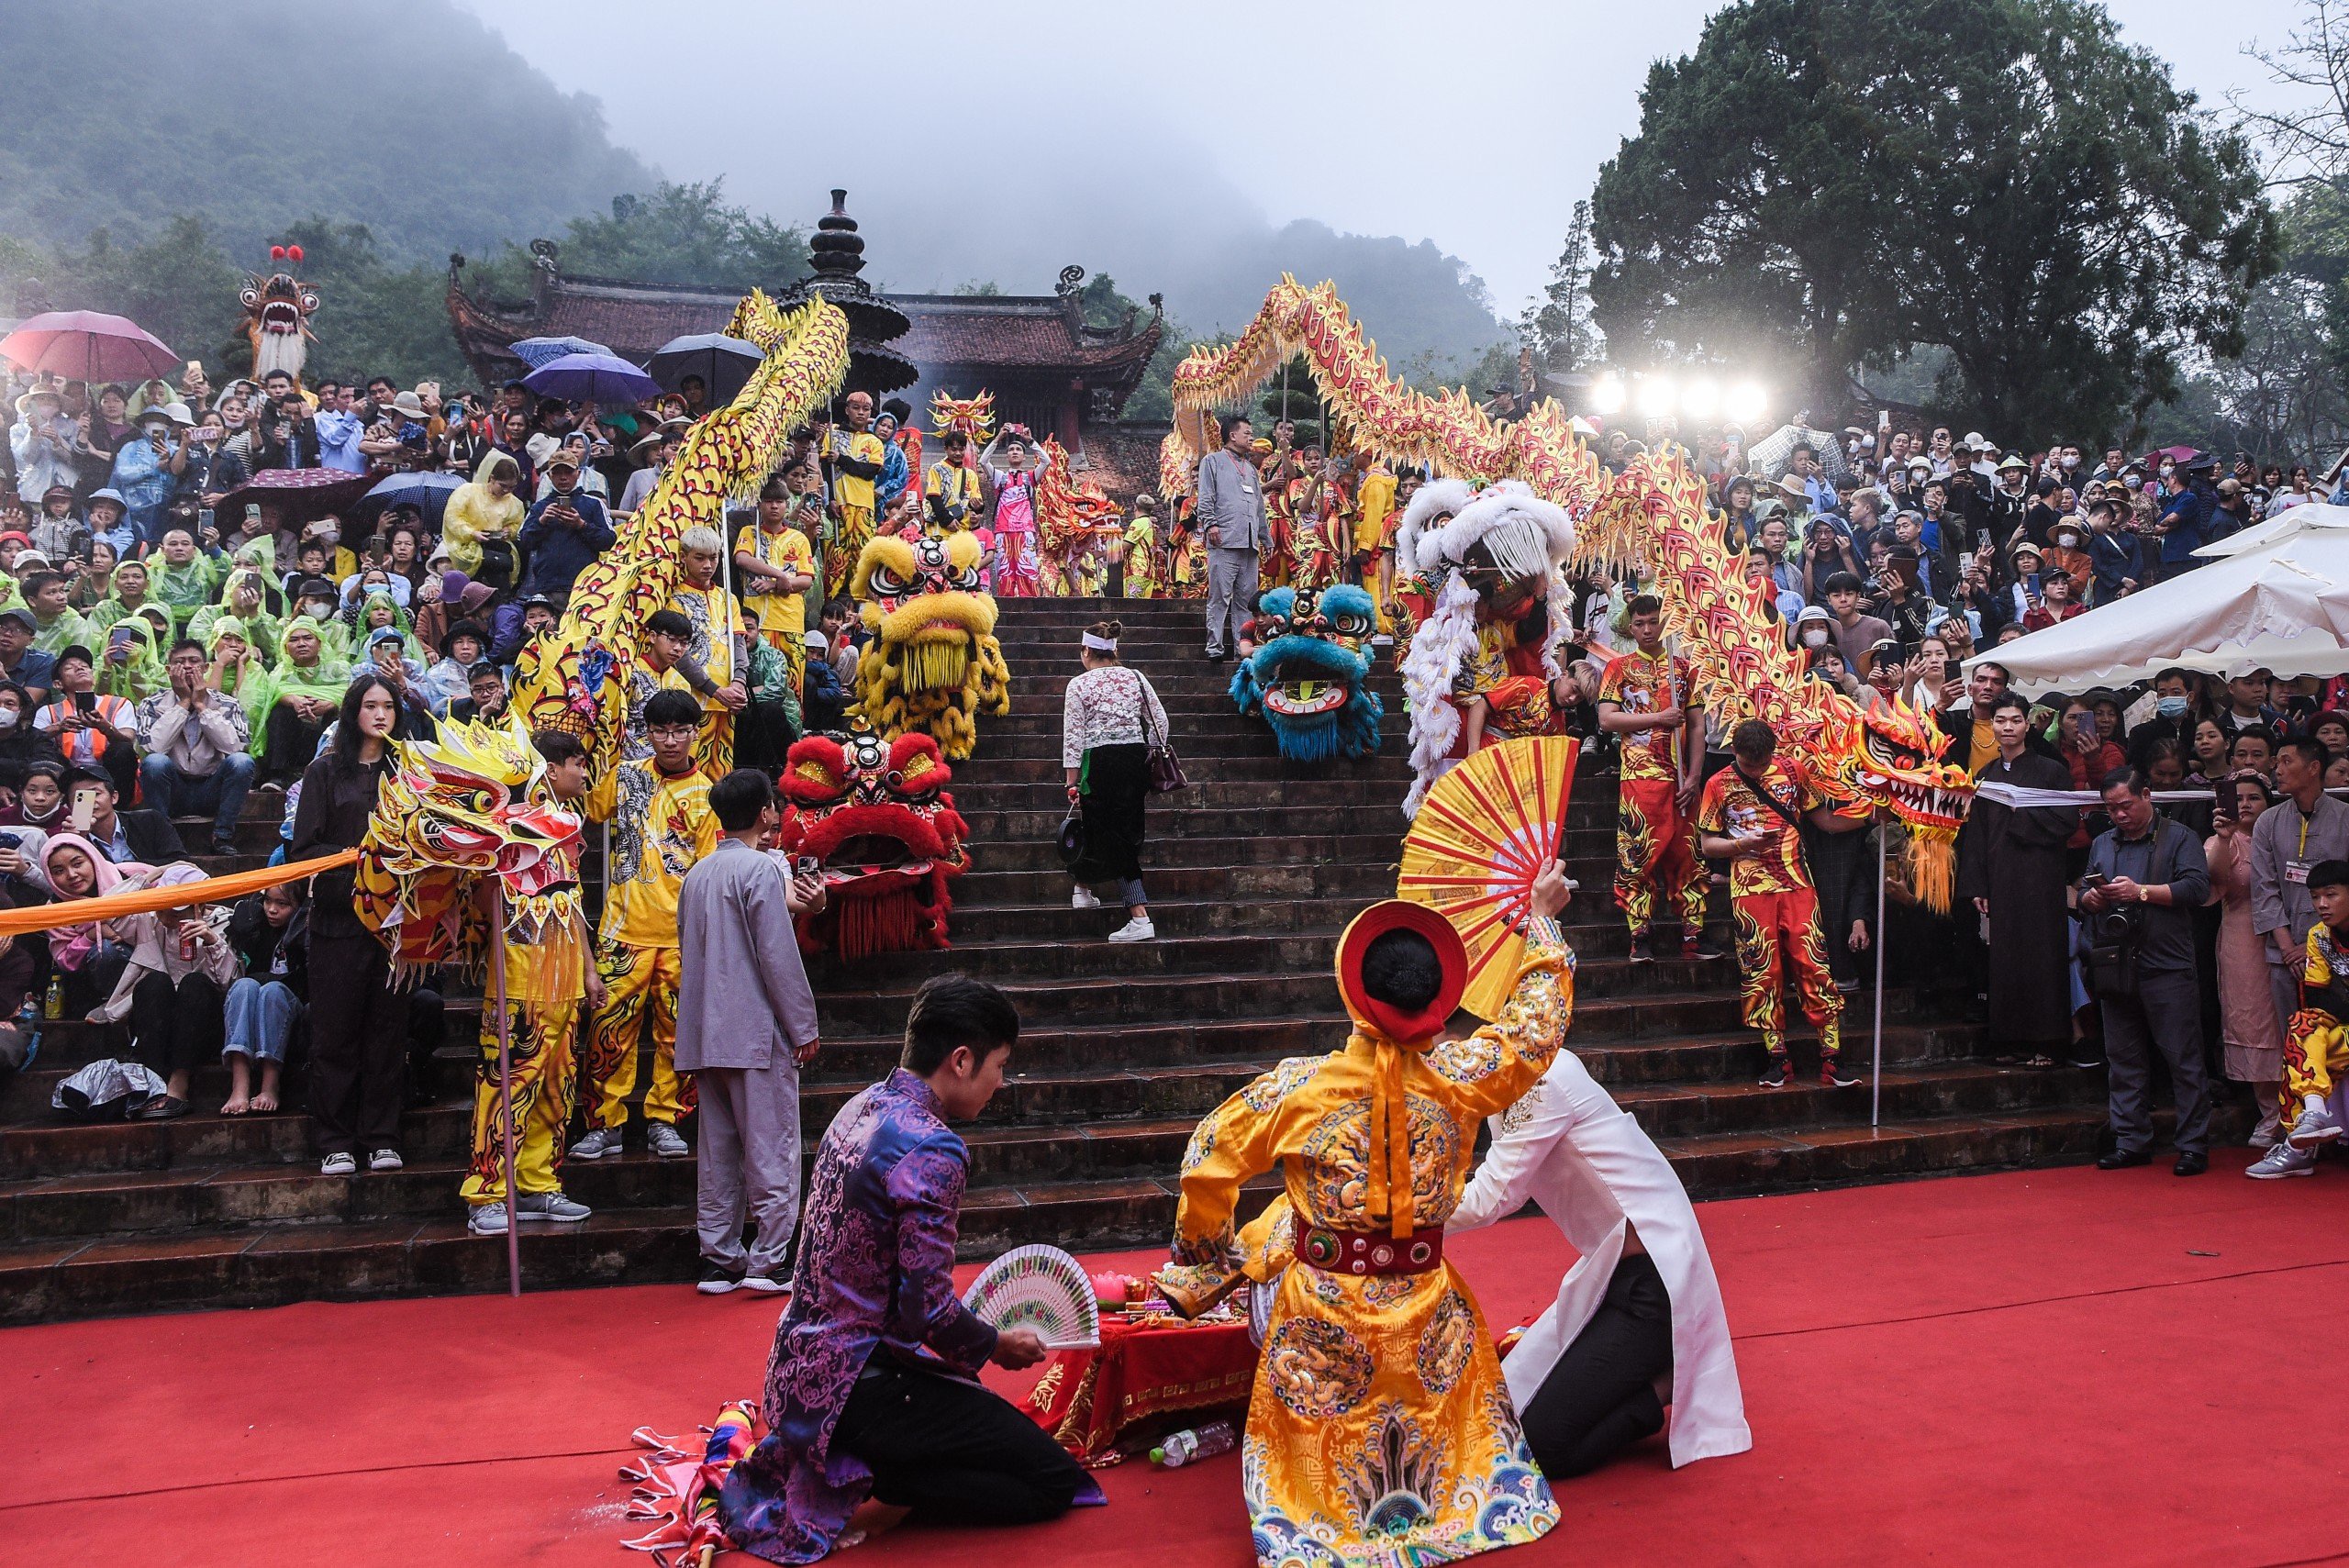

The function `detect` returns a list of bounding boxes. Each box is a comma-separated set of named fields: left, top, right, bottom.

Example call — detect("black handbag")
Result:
left=1134, top=671, right=1187, bottom=794
left=1057, top=800, right=1088, bottom=869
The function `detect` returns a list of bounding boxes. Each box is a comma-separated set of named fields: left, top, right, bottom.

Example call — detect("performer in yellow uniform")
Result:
left=572, top=689, right=719, bottom=1164
left=461, top=730, right=606, bottom=1232
left=2275, top=859, right=2349, bottom=1155
left=1158, top=873, right=1573, bottom=1568
left=1121, top=495, right=1161, bottom=599
left=666, top=526, right=749, bottom=778
left=1352, top=455, right=1396, bottom=588
left=734, top=475, right=818, bottom=696
left=824, top=391, right=887, bottom=600
left=925, top=432, right=985, bottom=536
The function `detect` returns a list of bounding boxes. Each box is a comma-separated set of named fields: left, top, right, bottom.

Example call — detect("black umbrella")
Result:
left=646, top=333, right=763, bottom=406
left=355, top=471, right=466, bottom=528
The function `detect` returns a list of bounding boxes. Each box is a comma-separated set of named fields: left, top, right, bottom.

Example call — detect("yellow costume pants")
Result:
left=826, top=505, right=874, bottom=600
left=460, top=998, right=579, bottom=1204
left=585, top=942, right=693, bottom=1128
left=2283, top=1009, right=2349, bottom=1121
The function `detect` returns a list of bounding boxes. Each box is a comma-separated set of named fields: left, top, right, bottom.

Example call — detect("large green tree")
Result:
left=1588, top=0, right=2277, bottom=439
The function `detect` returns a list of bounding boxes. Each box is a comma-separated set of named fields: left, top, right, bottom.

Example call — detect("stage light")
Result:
left=1635, top=376, right=1678, bottom=418
left=1726, top=382, right=1768, bottom=426
left=1681, top=378, right=1720, bottom=419
left=1590, top=375, right=1626, bottom=415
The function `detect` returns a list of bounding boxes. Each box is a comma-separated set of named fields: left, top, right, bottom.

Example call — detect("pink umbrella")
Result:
left=0, top=310, right=179, bottom=381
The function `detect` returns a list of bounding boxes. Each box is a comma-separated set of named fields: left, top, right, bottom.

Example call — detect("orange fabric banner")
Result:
left=0, top=849, right=361, bottom=937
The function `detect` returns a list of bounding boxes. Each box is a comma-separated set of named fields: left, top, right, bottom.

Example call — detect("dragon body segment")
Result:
left=511, top=291, right=849, bottom=780
left=1033, top=435, right=1121, bottom=595
left=1158, top=278, right=1972, bottom=906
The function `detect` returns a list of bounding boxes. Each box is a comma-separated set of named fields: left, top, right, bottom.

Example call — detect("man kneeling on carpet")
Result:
left=2249, top=858, right=2349, bottom=1178
left=1450, top=1017, right=1752, bottom=1476
left=719, top=974, right=1096, bottom=1562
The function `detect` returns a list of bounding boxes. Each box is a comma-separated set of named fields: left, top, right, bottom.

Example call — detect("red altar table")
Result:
left=1025, top=1311, right=1257, bottom=1465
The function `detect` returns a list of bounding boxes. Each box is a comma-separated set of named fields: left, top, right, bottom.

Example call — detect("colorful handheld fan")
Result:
left=962, top=1243, right=1102, bottom=1349
left=1397, top=735, right=1581, bottom=1021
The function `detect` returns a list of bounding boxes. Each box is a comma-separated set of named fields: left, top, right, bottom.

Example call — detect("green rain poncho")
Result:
left=87, top=562, right=159, bottom=636
left=346, top=590, right=425, bottom=665
left=150, top=550, right=223, bottom=634
left=188, top=568, right=283, bottom=665
left=202, top=616, right=273, bottom=733
left=243, top=614, right=350, bottom=758
left=95, top=617, right=168, bottom=704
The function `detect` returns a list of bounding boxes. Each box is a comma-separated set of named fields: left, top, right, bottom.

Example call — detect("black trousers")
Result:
left=1519, top=1251, right=1674, bottom=1479
left=306, top=930, right=412, bottom=1155
left=833, top=1362, right=1087, bottom=1526
left=130, top=969, right=224, bottom=1079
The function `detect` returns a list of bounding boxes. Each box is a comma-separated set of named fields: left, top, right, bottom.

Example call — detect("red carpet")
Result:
left=11, top=1152, right=2349, bottom=1568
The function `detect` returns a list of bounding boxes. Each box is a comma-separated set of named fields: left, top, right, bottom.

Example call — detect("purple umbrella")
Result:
left=521, top=351, right=660, bottom=406
left=0, top=310, right=179, bottom=381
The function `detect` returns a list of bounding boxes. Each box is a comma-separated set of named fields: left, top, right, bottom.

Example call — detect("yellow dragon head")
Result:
left=850, top=530, right=1010, bottom=761
left=929, top=390, right=996, bottom=444
left=353, top=717, right=584, bottom=976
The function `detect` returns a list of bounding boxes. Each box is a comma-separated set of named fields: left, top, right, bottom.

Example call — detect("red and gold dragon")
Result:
left=776, top=728, right=971, bottom=962
left=512, top=290, right=849, bottom=781
left=1159, top=276, right=1971, bottom=907
left=1033, top=435, right=1122, bottom=595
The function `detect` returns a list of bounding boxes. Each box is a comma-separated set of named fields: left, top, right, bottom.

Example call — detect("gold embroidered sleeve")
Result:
left=1424, top=926, right=1574, bottom=1122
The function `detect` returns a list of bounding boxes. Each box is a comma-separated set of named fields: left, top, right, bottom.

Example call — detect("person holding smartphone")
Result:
left=34, top=645, right=136, bottom=800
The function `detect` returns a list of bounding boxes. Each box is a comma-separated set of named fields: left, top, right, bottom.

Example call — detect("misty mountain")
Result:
left=0, top=0, right=650, bottom=267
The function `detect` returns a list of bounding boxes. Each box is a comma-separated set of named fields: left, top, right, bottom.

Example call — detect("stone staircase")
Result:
left=0, top=596, right=2176, bottom=1324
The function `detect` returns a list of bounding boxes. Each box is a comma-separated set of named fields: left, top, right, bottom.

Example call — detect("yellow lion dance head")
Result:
left=849, top=531, right=1010, bottom=762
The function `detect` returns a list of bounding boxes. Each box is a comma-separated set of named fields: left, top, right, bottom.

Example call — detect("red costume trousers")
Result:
left=1614, top=776, right=1706, bottom=935
left=1731, top=887, right=1843, bottom=1058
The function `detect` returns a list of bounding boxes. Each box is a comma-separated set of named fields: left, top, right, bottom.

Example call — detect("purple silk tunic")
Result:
left=719, top=1069, right=1001, bottom=1563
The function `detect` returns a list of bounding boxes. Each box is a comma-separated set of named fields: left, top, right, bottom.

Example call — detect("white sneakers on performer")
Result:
left=1108, top=916, right=1156, bottom=944
left=368, top=1149, right=404, bottom=1172
left=320, top=1151, right=357, bottom=1176
left=647, top=1121, right=691, bottom=1160
left=1072, top=887, right=1101, bottom=909
left=470, top=1203, right=510, bottom=1236
left=515, top=1191, right=592, bottom=1223
left=2288, top=1099, right=2344, bottom=1150
left=2247, top=1142, right=2319, bottom=1179
left=569, top=1127, right=621, bottom=1162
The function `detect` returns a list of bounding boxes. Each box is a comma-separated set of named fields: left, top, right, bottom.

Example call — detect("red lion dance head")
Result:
left=776, top=729, right=970, bottom=961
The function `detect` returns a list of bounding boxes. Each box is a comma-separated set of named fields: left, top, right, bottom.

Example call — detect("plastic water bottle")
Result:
left=42, top=974, right=63, bottom=1021
left=1151, top=1420, right=1237, bottom=1468
left=15, top=994, right=40, bottom=1070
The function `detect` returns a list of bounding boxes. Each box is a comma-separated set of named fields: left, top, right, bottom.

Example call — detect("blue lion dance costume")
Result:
left=1231, top=584, right=1385, bottom=762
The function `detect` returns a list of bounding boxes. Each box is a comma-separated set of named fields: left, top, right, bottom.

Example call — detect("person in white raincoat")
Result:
left=1450, top=1047, right=1751, bottom=1474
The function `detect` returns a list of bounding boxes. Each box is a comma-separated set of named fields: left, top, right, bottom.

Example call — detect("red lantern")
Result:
left=287, top=245, right=304, bottom=263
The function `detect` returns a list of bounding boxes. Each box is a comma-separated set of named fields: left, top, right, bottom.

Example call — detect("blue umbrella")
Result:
left=356, top=471, right=466, bottom=527
left=521, top=351, right=661, bottom=406
left=511, top=334, right=612, bottom=370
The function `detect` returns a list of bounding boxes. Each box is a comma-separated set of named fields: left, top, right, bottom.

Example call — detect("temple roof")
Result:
left=447, top=245, right=1162, bottom=412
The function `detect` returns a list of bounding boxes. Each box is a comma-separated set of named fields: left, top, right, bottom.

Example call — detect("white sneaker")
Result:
left=469, top=1202, right=510, bottom=1235
left=368, top=1149, right=404, bottom=1172
left=1072, top=887, right=1101, bottom=909
left=2247, top=1142, right=2319, bottom=1179
left=2288, top=1101, right=2344, bottom=1150
left=740, top=1274, right=790, bottom=1296
left=1107, top=916, right=1155, bottom=944
left=320, top=1151, right=357, bottom=1176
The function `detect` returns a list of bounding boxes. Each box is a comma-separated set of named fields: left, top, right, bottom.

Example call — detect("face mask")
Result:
left=2061, top=455, right=2079, bottom=470
left=2158, top=466, right=2175, bottom=482
left=2054, top=533, right=2079, bottom=549
left=2156, top=695, right=2189, bottom=718
left=1802, top=628, right=1829, bottom=647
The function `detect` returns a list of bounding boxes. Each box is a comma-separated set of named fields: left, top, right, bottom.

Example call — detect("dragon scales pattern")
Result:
left=1157, top=279, right=1971, bottom=907
left=511, top=290, right=850, bottom=779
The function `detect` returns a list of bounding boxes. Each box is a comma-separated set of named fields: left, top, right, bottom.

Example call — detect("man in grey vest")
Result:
left=1196, top=416, right=1266, bottom=662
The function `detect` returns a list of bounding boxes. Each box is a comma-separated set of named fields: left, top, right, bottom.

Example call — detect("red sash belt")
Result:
left=1299, top=1224, right=1446, bottom=1275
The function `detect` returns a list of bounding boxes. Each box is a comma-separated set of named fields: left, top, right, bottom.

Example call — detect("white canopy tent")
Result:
left=1965, top=530, right=2349, bottom=695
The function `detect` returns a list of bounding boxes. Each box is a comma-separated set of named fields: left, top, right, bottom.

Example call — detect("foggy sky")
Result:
left=462, top=0, right=2321, bottom=324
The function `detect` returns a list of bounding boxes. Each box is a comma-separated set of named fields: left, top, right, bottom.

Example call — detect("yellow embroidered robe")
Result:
left=1164, top=938, right=1573, bottom=1568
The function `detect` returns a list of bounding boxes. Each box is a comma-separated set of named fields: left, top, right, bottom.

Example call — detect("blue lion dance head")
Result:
left=1231, top=584, right=1385, bottom=762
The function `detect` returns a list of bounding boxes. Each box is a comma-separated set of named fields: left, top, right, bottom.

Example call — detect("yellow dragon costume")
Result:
left=849, top=531, right=1011, bottom=762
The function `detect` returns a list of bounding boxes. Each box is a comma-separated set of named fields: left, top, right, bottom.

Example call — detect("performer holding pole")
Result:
left=1155, top=868, right=1575, bottom=1568
left=462, top=730, right=603, bottom=1242
left=1598, top=595, right=1714, bottom=965
left=1694, top=720, right=1862, bottom=1089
